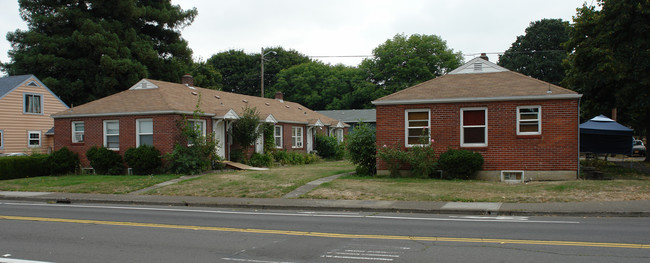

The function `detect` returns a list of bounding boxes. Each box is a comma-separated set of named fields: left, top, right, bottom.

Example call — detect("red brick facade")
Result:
left=376, top=99, right=580, bottom=179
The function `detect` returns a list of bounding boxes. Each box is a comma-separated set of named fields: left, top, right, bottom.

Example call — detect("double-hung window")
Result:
left=104, top=120, right=120, bottom=150
left=137, top=119, right=153, bottom=146
left=461, top=108, right=487, bottom=147
left=405, top=109, right=430, bottom=147
left=187, top=119, right=206, bottom=146
left=24, top=93, right=42, bottom=114
left=28, top=131, right=41, bottom=147
left=72, top=121, right=84, bottom=143
left=292, top=126, right=303, bottom=148
left=517, top=106, right=541, bottom=135
left=274, top=125, right=283, bottom=148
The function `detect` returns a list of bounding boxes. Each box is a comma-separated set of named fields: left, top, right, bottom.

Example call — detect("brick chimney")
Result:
left=479, top=53, right=489, bottom=61
left=182, top=74, right=194, bottom=86
left=275, top=91, right=284, bottom=100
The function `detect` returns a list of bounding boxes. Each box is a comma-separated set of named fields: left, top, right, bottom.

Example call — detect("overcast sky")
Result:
left=0, top=0, right=591, bottom=71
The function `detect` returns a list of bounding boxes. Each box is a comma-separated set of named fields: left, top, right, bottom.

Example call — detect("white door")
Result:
left=255, top=126, right=264, bottom=154
left=306, top=127, right=314, bottom=153
left=214, top=120, right=226, bottom=159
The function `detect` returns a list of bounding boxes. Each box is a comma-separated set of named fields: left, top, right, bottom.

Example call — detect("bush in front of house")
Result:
left=437, top=148, right=484, bottom=180
left=165, top=144, right=208, bottom=175
left=377, top=143, right=408, bottom=178
left=125, top=145, right=162, bottom=175
left=314, top=134, right=344, bottom=160
left=345, top=122, right=376, bottom=176
left=86, top=146, right=124, bottom=175
left=404, top=143, right=437, bottom=178
left=272, top=150, right=320, bottom=165
left=0, top=155, right=49, bottom=180
left=249, top=152, right=274, bottom=167
left=48, top=147, right=79, bottom=175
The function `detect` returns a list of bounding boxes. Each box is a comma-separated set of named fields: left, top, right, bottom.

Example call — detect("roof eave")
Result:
left=372, top=94, right=583, bottom=106
left=52, top=110, right=215, bottom=119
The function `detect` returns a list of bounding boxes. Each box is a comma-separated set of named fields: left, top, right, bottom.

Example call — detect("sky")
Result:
left=0, top=0, right=591, bottom=72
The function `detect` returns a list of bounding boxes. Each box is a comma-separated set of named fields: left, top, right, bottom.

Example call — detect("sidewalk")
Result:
left=2, top=190, right=649, bottom=217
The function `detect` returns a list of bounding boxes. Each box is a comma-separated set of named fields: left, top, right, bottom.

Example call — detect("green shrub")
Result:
left=405, top=143, right=437, bottom=178
left=230, top=148, right=245, bottom=163
left=86, top=146, right=124, bottom=175
left=377, top=144, right=407, bottom=177
left=273, top=150, right=289, bottom=165
left=48, top=147, right=79, bottom=175
left=124, top=145, right=162, bottom=175
left=0, top=155, right=49, bottom=180
left=165, top=144, right=208, bottom=175
left=314, top=134, right=344, bottom=160
left=437, top=149, right=484, bottom=180
left=249, top=152, right=274, bottom=167
left=346, top=122, right=376, bottom=175
left=303, top=153, right=320, bottom=164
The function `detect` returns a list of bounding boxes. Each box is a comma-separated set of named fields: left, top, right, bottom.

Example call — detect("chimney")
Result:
left=275, top=91, right=284, bottom=100
left=182, top=74, right=194, bottom=87
left=479, top=53, right=489, bottom=61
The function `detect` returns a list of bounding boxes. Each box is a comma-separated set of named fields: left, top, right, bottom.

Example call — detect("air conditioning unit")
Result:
left=75, top=134, right=84, bottom=142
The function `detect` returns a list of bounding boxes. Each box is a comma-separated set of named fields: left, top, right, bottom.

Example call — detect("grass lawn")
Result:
left=306, top=164, right=650, bottom=203
left=0, top=174, right=180, bottom=194
left=148, top=160, right=355, bottom=198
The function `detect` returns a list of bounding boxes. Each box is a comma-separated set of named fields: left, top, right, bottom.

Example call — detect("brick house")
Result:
left=0, top=75, right=69, bottom=155
left=52, top=76, right=347, bottom=166
left=372, top=57, right=582, bottom=181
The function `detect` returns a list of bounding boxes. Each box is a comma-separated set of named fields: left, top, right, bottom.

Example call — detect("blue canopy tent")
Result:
left=580, top=115, right=633, bottom=155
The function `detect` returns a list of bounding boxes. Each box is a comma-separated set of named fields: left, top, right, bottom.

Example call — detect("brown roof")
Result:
left=52, top=79, right=346, bottom=127
left=373, top=71, right=580, bottom=105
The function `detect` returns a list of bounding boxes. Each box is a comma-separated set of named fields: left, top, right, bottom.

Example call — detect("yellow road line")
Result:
left=2, top=215, right=648, bottom=249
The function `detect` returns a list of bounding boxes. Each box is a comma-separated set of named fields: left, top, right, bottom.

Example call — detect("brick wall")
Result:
left=376, top=99, right=579, bottom=173
left=54, top=114, right=211, bottom=166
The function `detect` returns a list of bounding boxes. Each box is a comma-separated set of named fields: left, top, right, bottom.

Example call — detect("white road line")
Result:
left=222, top=258, right=295, bottom=263
left=0, top=202, right=579, bottom=224
left=321, top=255, right=394, bottom=261
left=0, top=258, right=55, bottom=263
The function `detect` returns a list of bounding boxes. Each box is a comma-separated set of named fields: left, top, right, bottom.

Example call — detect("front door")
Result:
left=306, top=127, right=314, bottom=153
left=213, top=120, right=226, bottom=159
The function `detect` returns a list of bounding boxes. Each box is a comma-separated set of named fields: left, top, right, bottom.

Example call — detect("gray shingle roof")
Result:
left=316, top=109, right=376, bottom=123
left=0, top=75, right=32, bottom=98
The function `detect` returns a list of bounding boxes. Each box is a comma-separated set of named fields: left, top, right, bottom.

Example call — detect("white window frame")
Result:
left=71, top=121, right=85, bottom=143
left=274, top=125, right=283, bottom=148
left=0, top=130, right=4, bottom=150
left=336, top=129, right=344, bottom=143
left=292, top=126, right=303, bottom=148
left=517, top=106, right=542, bottom=135
left=103, top=120, right=120, bottom=150
left=461, top=107, right=488, bottom=147
left=28, top=130, right=41, bottom=148
left=136, top=119, right=154, bottom=147
left=23, top=93, right=43, bottom=114
left=187, top=119, right=207, bottom=146
left=405, top=109, right=431, bottom=147
left=501, top=170, right=525, bottom=183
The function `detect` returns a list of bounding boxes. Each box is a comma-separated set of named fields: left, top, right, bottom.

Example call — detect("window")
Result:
left=517, top=106, right=541, bottom=135
left=274, top=125, right=283, bottom=148
left=28, top=131, right=41, bottom=147
left=0, top=130, right=4, bottom=149
left=461, top=108, right=487, bottom=147
left=103, top=120, right=119, bottom=150
left=336, top=129, right=344, bottom=143
left=187, top=119, right=206, bottom=146
left=292, top=126, right=303, bottom=148
left=501, top=171, right=524, bottom=183
left=137, top=119, right=153, bottom=146
left=72, top=121, right=84, bottom=143
left=24, top=93, right=42, bottom=114
left=405, top=109, right=430, bottom=147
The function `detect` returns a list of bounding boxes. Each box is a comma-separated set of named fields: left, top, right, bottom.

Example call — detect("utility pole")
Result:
left=260, top=47, right=265, bottom=98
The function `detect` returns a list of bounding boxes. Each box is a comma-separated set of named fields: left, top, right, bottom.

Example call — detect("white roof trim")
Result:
left=53, top=110, right=213, bottom=119
left=128, top=79, right=159, bottom=90
left=265, top=114, right=278, bottom=123
left=308, top=119, right=325, bottom=127
left=448, top=57, right=509, bottom=75
left=372, top=94, right=583, bottom=105
left=222, top=109, right=239, bottom=120
left=335, top=121, right=344, bottom=128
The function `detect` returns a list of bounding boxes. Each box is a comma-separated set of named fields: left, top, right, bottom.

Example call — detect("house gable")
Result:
left=448, top=57, right=509, bottom=75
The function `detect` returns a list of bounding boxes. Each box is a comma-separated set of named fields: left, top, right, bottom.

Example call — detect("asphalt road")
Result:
left=1, top=201, right=649, bottom=263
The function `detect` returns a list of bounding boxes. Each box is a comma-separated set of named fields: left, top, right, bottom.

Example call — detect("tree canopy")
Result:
left=205, top=47, right=310, bottom=96
left=2, top=0, right=197, bottom=106
left=498, top=19, right=569, bottom=86
left=360, top=33, right=463, bottom=95
left=563, top=0, right=650, bottom=148
left=269, top=61, right=377, bottom=110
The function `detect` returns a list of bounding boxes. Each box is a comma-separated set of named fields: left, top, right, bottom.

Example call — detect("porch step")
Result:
left=220, top=161, right=269, bottom=171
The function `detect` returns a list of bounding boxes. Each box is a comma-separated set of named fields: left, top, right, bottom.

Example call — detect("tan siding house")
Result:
left=0, top=75, right=69, bottom=154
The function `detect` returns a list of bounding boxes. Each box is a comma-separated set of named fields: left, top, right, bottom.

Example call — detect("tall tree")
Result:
left=360, top=33, right=463, bottom=95
left=2, top=0, right=197, bottom=106
left=564, top=0, right=650, bottom=161
left=205, top=47, right=310, bottom=96
left=270, top=61, right=376, bottom=110
left=498, top=19, right=569, bottom=86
